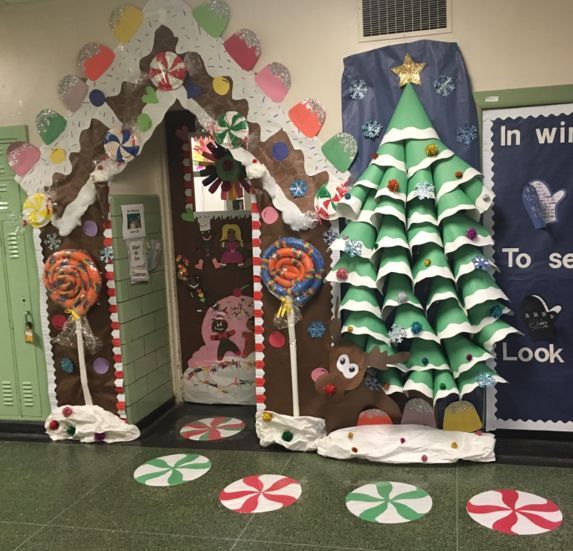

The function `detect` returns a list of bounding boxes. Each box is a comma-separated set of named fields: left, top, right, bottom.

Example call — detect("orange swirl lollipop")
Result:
left=43, top=250, right=101, bottom=316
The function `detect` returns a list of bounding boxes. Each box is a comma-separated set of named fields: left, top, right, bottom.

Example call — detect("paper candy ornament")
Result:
left=78, top=43, right=115, bottom=81
left=401, top=398, right=436, bottom=427
left=322, top=133, right=358, bottom=172
left=22, top=192, right=53, bottom=228
left=522, top=180, right=566, bottom=229
left=520, top=294, right=561, bottom=341
left=193, top=0, right=230, bottom=38
left=103, top=127, right=140, bottom=162
left=149, top=52, right=187, bottom=91
left=57, top=75, right=88, bottom=112
left=255, top=62, right=291, bottom=102
left=289, top=99, right=326, bottom=138
left=7, top=142, right=40, bottom=176
left=214, top=111, right=249, bottom=149
left=224, top=29, right=261, bottom=71
left=443, top=400, right=482, bottom=432
left=109, top=4, right=144, bottom=43
left=36, top=109, right=67, bottom=145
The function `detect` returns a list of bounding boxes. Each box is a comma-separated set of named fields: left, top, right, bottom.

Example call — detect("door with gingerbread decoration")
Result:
left=165, top=110, right=255, bottom=405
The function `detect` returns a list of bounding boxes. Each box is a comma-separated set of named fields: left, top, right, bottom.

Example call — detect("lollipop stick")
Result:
left=287, top=307, right=300, bottom=417
left=75, top=318, right=93, bottom=406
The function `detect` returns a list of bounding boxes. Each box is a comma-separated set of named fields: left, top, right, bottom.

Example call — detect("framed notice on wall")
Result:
left=476, top=85, right=573, bottom=431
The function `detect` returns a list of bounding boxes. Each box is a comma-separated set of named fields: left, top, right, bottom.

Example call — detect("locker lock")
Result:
left=24, top=311, right=34, bottom=344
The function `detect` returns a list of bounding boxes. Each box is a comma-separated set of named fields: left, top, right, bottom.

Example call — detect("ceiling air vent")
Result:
left=359, top=0, right=451, bottom=42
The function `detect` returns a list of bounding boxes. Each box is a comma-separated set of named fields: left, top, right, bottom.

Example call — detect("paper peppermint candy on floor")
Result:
left=180, top=417, right=245, bottom=441
left=133, top=454, right=211, bottom=487
left=219, top=474, right=302, bottom=513
left=466, top=489, right=563, bottom=535
left=346, top=482, right=432, bottom=524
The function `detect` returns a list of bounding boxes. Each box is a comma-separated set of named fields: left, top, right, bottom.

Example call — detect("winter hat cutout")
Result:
left=520, top=294, right=561, bottom=341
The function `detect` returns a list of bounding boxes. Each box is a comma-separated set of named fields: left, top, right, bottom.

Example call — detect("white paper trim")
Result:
left=381, top=126, right=438, bottom=144
left=372, top=154, right=406, bottom=172
left=444, top=234, right=493, bottom=255
left=464, top=287, right=509, bottom=311
left=407, top=149, right=454, bottom=177
left=340, top=300, right=381, bottom=317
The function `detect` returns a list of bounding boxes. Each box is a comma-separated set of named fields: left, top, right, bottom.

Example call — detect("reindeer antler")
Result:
left=365, top=348, right=410, bottom=370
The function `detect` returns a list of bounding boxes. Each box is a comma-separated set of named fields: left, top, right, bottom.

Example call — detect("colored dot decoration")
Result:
left=272, top=141, right=289, bottom=161
left=89, top=89, right=106, bottom=106
left=212, top=76, right=231, bottom=95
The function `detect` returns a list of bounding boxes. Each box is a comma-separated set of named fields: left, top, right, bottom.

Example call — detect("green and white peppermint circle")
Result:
left=214, top=111, right=249, bottom=149
left=133, top=454, right=211, bottom=487
left=346, top=481, right=432, bottom=524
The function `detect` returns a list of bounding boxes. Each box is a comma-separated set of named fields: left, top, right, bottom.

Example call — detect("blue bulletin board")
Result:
left=478, top=86, right=573, bottom=431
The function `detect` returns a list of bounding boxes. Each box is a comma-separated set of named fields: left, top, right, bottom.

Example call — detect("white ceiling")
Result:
left=0, top=0, right=50, bottom=6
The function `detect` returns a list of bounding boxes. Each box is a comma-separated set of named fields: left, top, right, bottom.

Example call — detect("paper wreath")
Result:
left=193, top=136, right=250, bottom=199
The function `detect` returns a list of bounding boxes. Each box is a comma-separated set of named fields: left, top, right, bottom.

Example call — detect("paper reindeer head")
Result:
left=311, top=304, right=410, bottom=432
left=520, top=294, right=561, bottom=341
left=522, top=180, right=566, bottom=229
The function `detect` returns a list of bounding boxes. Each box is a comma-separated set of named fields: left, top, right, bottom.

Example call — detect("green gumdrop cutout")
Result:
left=193, top=1, right=230, bottom=38
left=36, top=110, right=67, bottom=145
left=137, top=113, right=152, bottom=133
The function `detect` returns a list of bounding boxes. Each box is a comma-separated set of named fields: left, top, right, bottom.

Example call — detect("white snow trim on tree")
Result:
left=317, top=424, right=495, bottom=463
left=470, top=307, right=512, bottom=333
left=480, top=326, right=523, bottom=353
left=444, top=234, right=493, bottom=255
left=407, top=149, right=454, bottom=177
left=371, top=155, right=406, bottom=172
left=340, top=299, right=381, bottom=317
left=460, top=374, right=507, bottom=397
left=256, top=411, right=326, bottom=452
left=435, top=167, right=482, bottom=200
left=464, top=287, right=509, bottom=311
left=45, top=405, right=140, bottom=443
left=409, top=231, right=443, bottom=249
left=381, top=127, right=439, bottom=144
left=436, top=321, right=476, bottom=340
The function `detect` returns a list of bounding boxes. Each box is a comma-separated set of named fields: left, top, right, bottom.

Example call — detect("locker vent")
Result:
left=20, top=381, right=35, bottom=408
left=1, top=380, right=15, bottom=406
left=6, top=231, right=19, bottom=259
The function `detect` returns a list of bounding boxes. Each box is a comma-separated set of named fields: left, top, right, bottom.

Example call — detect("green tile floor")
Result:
left=0, top=441, right=571, bottom=550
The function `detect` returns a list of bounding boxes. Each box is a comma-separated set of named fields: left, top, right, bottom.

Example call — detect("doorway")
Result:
left=164, top=110, right=256, bottom=407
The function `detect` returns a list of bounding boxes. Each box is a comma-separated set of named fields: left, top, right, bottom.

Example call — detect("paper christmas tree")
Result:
left=327, top=84, right=519, bottom=404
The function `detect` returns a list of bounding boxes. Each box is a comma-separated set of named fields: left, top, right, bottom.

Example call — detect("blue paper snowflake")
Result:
left=44, top=233, right=61, bottom=252
left=414, top=181, right=435, bottom=200
left=307, top=321, right=326, bottom=339
left=490, top=304, right=503, bottom=319
left=388, top=323, right=407, bottom=345
left=456, top=124, right=478, bottom=146
left=289, top=179, right=308, bottom=198
left=365, top=375, right=383, bottom=391
left=433, top=75, right=456, bottom=97
left=473, top=256, right=492, bottom=271
left=476, top=373, right=496, bottom=388
left=361, top=120, right=383, bottom=140
left=60, top=357, right=74, bottom=374
left=347, top=79, right=368, bottom=100
left=100, top=246, right=114, bottom=264
left=344, top=238, right=362, bottom=258
left=322, top=228, right=338, bottom=246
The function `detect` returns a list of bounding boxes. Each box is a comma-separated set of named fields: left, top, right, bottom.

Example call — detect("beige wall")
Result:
left=0, top=0, right=572, bottom=144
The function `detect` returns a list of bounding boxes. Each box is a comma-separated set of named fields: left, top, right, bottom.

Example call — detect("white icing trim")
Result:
left=408, top=330, right=440, bottom=343
left=381, top=127, right=438, bottom=144
left=331, top=239, right=375, bottom=259
left=426, top=291, right=463, bottom=311
left=340, top=300, right=381, bottom=317
left=453, top=352, right=493, bottom=378
left=372, top=154, right=406, bottom=172
left=403, top=379, right=433, bottom=398
left=413, top=265, right=454, bottom=285
left=353, top=178, right=378, bottom=190
left=444, top=234, right=493, bottom=255
left=436, top=321, right=475, bottom=340
left=375, top=236, right=409, bottom=250
left=460, top=375, right=507, bottom=398
left=375, top=188, right=406, bottom=202
left=434, top=386, right=459, bottom=402
left=436, top=168, right=482, bottom=200
left=51, top=181, right=97, bottom=236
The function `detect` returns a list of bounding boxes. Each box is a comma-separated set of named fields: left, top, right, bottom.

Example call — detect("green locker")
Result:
left=0, top=126, right=50, bottom=420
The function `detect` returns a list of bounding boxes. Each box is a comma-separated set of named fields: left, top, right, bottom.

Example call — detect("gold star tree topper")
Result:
left=391, top=54, right=426, bottom=86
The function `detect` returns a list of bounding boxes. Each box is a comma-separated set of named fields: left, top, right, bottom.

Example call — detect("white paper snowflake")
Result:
left=456, top=125, right=478, bottom=146
left=414, top=181, right=435, bottom=200
left=388, top=324, right=407, bottom=345
left=364, top=374, right=383, bottom=391
left=361, top=120, right=383, bottom=140
left=99, top=246, right=114, bottom=264
left=44, top=233, right=61, bottom=251
left=433, top=75, right=456, bottom=97
left=322, top=228, right=338, bottom=246
left=347, top=79, right=368, bottom=100
left=344, top=238, right=362, bottom=258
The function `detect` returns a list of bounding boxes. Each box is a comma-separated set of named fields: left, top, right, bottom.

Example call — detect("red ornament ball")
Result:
left=351, top=447, right=358, bottom=453
left=48, top=420, right=59, bottom=431
left=323, top=383, right=337, bottom=396
left=421, top=454, right=428, bottom=462
left=455, top=171, right=463, bottom=179
left=466, top=354, right=473, bottom=361
left=232, top=288, right=242, bottom=297
left=62, top=406, right=73, bottom=418
left=387, top=179, right=400, bottom=192
left=336, top=268, right=348, bottom=281
left=371, top=153, right=379, bottom=160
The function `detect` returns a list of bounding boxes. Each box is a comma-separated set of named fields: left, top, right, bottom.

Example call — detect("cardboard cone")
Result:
left=377, top=246, right=412, bottom=282
left=459, top=270, right=508, bottom=310
left=467, top=300, right=510, bottom=333
left=441, top=213, right=493, bottom=255
left=433, top=298, right=474, bottom=340
left=375, top=217, right=408, bottom=250
left=408, top=222, right=443, bottom=249
left=403, top=370, right=433, bottom=399
left=375, top=166, right=407, bottom=201
left=376, top=366, right=406, bottom=394
left=451, top=245, right=489, bottom=280
left=443, top=335, right=493, bottom=378
left=327, top=256, right=377, bottom=288
left=406, top=198, right=437, bottom=228
left=404, top=339, right=449, bottom=371
left=412, top=243, right=454, bottom=285
left=406, top=169, right=434, bottom=201
left=457, top=364, right=507, bottom=397
left=375, top=194, right=407, bottom=224
left=475, top=319, right=521, bottom=352
left=437, top=188, right=476, bottom=223
left=341, top=286, right=382, bottom=317
left=343, top=311, right=389, bottom=343
left=393, top=304, right=438, bottom=342
left=427, top=277, right=461, bottom=310
left=434, top=371, right=459, bottom=402
left=432, top=154, right=481, bottom=199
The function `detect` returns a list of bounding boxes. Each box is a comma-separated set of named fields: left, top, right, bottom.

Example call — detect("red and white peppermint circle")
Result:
left=180, top=417, right=245, bottom=441
left=149, top=52, right=186, bottom=91
left=219, top=474, right=302, bottom=514
left=466, top=489, right=563, bottom=535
